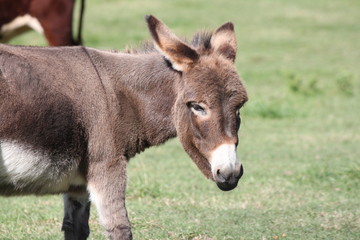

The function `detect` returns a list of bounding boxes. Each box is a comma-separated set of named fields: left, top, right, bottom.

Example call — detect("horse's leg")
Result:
left=0, top=18, right=32, bottom=43
left=87, top=157, right=132, bottom=240
left=62, top=191, right=91, bottom=240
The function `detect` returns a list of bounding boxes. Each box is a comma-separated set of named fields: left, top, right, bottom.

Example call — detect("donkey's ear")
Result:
left=210, top=22, right=237, bottom=63
left=146, top=15, right=199, bottom=72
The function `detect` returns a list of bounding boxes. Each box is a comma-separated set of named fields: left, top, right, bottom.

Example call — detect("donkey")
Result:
left=0, top=15, right=248, bottom=239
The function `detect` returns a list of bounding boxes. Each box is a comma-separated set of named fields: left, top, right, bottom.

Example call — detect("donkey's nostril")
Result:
left=213, top=164, right=243, bottom=191
left=216, top=169, right=224, bottom=182
left=216, top=169, right=230, bottom=183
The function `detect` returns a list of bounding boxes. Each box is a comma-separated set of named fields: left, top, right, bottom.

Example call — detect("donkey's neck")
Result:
left=94, top=50, right=180, bottom=155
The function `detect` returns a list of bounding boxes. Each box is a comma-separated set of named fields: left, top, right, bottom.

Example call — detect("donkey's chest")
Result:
left=0, top=141, right=86, bottom=195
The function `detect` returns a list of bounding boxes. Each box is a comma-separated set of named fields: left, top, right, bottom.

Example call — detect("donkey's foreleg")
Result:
left=62, top=191, right=91, bottom=240
left=87, top=157, right=132, bottom=240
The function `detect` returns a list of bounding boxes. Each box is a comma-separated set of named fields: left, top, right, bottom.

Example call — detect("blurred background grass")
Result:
left=2, top=0, right=360, bottom=239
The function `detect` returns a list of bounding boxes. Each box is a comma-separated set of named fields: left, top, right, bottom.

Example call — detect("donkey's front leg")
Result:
left=62, top=190, right=91, bottom=240
left=87, top=157, right=132, bottom=240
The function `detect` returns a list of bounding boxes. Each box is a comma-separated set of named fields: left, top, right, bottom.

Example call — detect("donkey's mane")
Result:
left=124, top=31, right=213, bottom=54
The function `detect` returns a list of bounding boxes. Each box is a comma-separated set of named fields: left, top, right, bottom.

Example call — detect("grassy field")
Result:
left=1, top=0, right=360, bottom=239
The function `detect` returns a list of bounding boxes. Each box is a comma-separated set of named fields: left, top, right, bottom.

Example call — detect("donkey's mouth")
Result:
left=215, top=165, right=243, bottom=191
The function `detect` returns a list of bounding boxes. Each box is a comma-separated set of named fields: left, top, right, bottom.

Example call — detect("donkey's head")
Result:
left=146, top=16, right=248, bottom=191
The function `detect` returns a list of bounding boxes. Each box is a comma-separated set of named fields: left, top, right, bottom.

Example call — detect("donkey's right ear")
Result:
left=210, top=22, right=237, bottom=63
left=145, top=15, right=199, bottom=72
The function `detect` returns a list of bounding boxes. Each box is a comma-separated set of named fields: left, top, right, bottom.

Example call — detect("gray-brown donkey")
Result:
left=0, top=15, right=248, bottom=239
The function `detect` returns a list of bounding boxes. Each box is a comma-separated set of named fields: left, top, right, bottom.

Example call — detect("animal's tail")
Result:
left=75, top=0, right=85, bottom=45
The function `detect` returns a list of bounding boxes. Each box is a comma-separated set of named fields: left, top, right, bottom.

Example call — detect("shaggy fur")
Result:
left=0, top=15, right=247, bottom=240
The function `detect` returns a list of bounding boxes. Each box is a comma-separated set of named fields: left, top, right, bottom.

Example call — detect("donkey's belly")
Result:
left=0, top=141, right=86, bottom=195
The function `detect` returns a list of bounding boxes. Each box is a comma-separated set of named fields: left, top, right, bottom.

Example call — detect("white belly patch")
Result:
left=0, top=141, right=86, bottom=194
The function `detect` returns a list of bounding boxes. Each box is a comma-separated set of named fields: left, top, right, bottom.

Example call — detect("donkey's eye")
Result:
left=193, top=104, right=204, bottom=112
left=188, top=102, right=207, bottom=116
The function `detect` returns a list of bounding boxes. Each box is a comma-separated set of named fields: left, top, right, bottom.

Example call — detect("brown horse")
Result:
left=0, top=0, right=85, bottom=46
left=0, top=15, right=248, bottom=239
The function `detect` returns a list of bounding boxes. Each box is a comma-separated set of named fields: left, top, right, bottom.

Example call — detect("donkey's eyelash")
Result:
left=187, top=102, right=207, bottom=116
left=192, top=104, right=205, bottom=112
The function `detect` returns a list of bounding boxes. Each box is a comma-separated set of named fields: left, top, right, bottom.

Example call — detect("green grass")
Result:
left=2, top=0, right=360, bottom=239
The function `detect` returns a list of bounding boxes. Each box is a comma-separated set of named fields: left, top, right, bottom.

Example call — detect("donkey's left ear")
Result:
left=146, top=15, right=199, bottom=72
left=210, top=22, right=237, bottom=63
